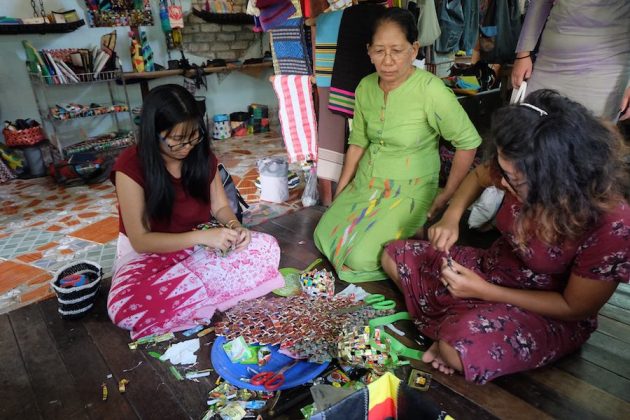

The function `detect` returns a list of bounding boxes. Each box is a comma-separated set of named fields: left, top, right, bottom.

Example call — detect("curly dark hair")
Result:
left=488, top=89, right=629, bottom=246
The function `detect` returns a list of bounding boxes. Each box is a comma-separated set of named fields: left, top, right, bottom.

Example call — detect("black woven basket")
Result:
left=50, top=261, right=103, bottom=320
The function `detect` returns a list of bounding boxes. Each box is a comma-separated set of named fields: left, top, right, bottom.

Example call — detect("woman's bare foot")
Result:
left=422, top=342, right=456, bottom=375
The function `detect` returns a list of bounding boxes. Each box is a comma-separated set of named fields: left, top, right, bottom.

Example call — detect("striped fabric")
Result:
left=272, top=75, right=318, bottom=163
left=328, top=87, right=355, bottom=116
left=270, top=17, right=312, bottom=75
left=314, top=9, right=343, bottom=87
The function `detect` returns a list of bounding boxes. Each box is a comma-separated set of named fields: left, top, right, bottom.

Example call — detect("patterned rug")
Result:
left=0, top=132, right=303, bottom=313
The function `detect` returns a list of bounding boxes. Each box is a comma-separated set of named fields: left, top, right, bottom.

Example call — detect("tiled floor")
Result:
left=214, top=132, right=306, bottom=226
left=0, top=132, right=303, bottom=313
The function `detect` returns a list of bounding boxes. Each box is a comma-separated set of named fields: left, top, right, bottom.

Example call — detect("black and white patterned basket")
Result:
left=50, top=260, right=103, bottom=320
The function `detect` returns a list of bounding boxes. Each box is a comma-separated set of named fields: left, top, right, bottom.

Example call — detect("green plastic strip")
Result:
left=369, top=312, right=424, bottom=361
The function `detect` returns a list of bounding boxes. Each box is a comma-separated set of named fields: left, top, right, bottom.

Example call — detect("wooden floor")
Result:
left=1, top=206, right=629, bottom=420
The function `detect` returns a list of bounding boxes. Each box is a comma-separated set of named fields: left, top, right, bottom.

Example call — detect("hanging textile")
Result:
left=316, top=87, right=347, bottom=182
left=270, top=17, right=312, bottom=75
left=479, top=0, right=521, bottom=63
left=329, top=3, right=386, bottom=117
left=314, top=9, right=343, bottom=87
left=435, top=0, right=479, bottom=53
left=416, top=0, right=441, bottom=47
left=257, top=0, right=297, bottom=31
left=272, top=75, right=318, bottom=163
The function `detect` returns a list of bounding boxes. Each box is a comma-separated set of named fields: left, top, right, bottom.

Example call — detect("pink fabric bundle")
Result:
left=272, top=75, right=318, bottom=163
left=108, top=233, right=284, bottom=339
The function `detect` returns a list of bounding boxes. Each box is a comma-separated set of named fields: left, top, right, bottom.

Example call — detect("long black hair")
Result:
left=138, top=84, right=211, bottom=222
left=488, top=89, right=629, bottom=245
left=370, top=7, right=418, bottom=45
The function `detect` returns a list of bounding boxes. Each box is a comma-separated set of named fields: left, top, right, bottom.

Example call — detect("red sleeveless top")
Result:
left=111, top=146, right=217, bottom=235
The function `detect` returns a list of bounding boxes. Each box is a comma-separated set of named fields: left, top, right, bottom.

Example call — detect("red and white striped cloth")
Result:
left=272, top=75, right=318, bottom=163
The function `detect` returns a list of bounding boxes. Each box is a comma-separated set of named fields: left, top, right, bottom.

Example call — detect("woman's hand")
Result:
left=198, top=228, right=239, bottom=252
left=427, top=216, right=459, bottom=252
left=440, top=258, right=489, bottom=299
left=232, top=226, right=251, bottom=252
left=427, top=190, right=451, bottom=220
left=511, top=55, right=533, bottom=88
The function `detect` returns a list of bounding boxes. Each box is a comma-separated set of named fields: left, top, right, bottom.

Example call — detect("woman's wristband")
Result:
left=515, top=54, right=531, bottom=60
left=226, top=219, right=240, bottom=229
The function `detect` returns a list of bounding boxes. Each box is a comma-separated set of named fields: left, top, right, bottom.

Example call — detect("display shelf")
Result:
left=29, top=69, right=122, bottom=86
left=28, top=61, right=133, bottom=157
left=0, top=19, right=85, bottom=35
left=122, top=61, right=272, bottom=79
left=63, top=131, right=135, bottom=158
left=48, top=103, right=129, bottom=121
left=122, top=61, right=272, bottom=98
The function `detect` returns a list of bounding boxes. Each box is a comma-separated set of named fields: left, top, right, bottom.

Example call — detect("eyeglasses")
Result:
left=368, top=46, right=412, bottom=62
left=495, top=158, right=527, bottom=193
left=160, top=134, right=203, bottom=152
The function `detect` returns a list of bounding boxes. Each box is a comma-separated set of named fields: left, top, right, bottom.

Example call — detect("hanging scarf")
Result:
left=272, top=75, right=318, bottom=163
left=329, top=3, right=385, bottom=117
left=270, top=17, right=312, bottom=75
left=314, top=9, right=343, bottom=87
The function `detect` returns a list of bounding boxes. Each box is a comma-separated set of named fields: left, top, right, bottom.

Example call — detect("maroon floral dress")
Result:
left=385, top=194, right=630, bottom=384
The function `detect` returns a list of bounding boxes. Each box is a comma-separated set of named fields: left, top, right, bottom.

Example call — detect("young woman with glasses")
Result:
left=314, top=7, right=481, bottom=283
left=382, top=90, right=630, bottom=384
left=107, top=84, right=283, bottom=339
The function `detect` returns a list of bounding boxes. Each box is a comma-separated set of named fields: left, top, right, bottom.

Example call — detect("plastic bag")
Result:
left=510, top=80, right=527, bottom=104
left=468, top=186, right=504, bottom=229
left=301, top=165, right=319, bottom=207
left=258, top=157, right=289, bottom=203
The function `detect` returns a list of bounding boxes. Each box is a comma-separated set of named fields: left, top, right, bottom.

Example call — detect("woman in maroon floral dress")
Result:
left=382, top=90, right=630, bottom=384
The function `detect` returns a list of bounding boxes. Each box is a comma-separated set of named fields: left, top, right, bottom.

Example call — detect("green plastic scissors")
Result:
left=334, top=293, right=396, bottom=314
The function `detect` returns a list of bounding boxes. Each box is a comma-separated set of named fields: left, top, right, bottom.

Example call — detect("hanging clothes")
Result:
left=314, top=9, right=343, bottom=87
left=270, top=17, right=312, bottom=75
left=328, top=3, right=386, bottom=117
left=435, top=0, right=479, bottom=54
left=257, top=0, right=297, bottom=31
left=416, top=0, right=442, bottom=47
left=272, top=75, right=318, bottom=163
left=479, top=0, right=521, bottom=63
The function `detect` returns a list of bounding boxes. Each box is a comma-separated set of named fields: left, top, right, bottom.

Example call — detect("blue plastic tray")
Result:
left=211, top=336, right=329, bottom=391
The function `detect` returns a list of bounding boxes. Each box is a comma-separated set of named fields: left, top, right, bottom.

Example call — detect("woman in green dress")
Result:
left=314, top=8, right=481, bottom=283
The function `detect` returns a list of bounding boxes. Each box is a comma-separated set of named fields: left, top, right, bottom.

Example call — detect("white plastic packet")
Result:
left=258, top=157, right=289, bottom=203
left=301, top=165, right=319, bottom=207
left=468, top=186, right=504, bottom=229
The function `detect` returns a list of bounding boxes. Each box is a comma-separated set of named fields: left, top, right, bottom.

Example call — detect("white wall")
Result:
left=0, top=0, right=277, bottom=129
